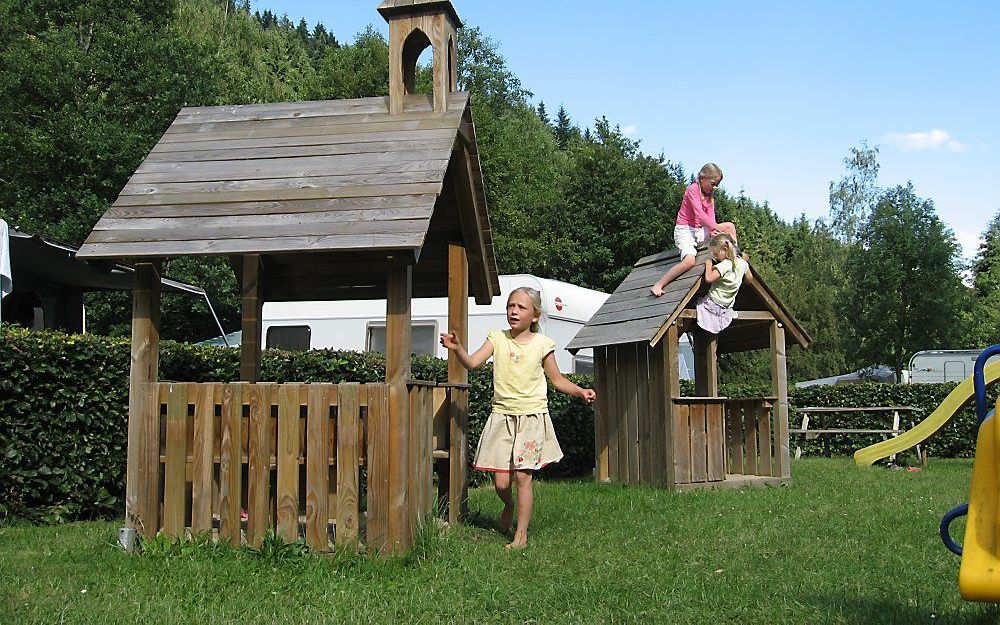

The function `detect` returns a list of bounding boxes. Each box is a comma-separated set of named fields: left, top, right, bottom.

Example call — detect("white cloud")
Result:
left=882, top=128, right=968, bottom=153
left=956, top=229, right=983, bottom=259
left=621, top=124, right=637, bottom=136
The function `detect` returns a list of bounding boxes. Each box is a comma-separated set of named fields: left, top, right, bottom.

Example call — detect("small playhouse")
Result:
left=568, top=247, right=811, bottom=491
left=78, top=0, right=497, bottom=554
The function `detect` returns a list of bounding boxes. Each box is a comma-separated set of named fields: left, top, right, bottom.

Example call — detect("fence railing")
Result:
left=724, top=397, right=778, bottom=477
left=139, top=380, right=465, bottom=552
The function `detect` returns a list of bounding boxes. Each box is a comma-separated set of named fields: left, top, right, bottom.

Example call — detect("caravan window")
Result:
left=573, top=355, right=594, bottom=375
left=266, top=325, right=311, bottom=351
left=367, top=321, right=437, bottom=356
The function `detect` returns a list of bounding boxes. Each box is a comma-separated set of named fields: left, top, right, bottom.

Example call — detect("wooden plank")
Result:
left=147, top=137, right=457, bottom=165
left=596, top=273, right=699, bottom=311
left=743, top=400, right=759, bottom=476
left=158, top=117, right=459, bottom=145
left=727, top=401, right=744, bottom=476
left=625, top=343, right=641, bottom=484
left=170, top=92, right=468, bottom=125
left=770, top=322, right=791, bottom=478
left=190, top=383, right=215, bottom=535
left=151, top=128, right=459, bottom=156
left=636, top=345, right=652, bottom=485
left=613, top=344, right=630, bottom=484
left=432, top=386, right=448, bottom=514
left=758, top=402, right=774, bottom=477
left=451, top=144, right=492, bottom=304
left=337, top=384, right=361, bottom=545
left=689, top=402, right=708, bottom=483
left=97, top=206, right=435, bottom=232
left=407, top=386, right=420, bottom=532
left=105, top=193, right=437, bottom=220
left=167, top=108, right=459, bottom=136
left=125, top=263, right=160, bottom=539
left=447, top=241, right=469, bottom=522
left=218, top=384, right=243, bottom=543
left=646, top=342, right=664, bottom=488
left=121, top=165, right=448, bottom=197
left=423, top=386, right=435, bottom=517
left=240, top=255, right=263, bottom=383
left=662, top=325, right=680, bottom=489
left=107, top=181, right=444, bottom=209
left=276, top=384, right=300, bottom=543
left=672, top=401, right=691, bottom=484
left=707, top=402, right=725, bottom=482
left=131, top=152, right=450, bottom=185
left=305, top=385, right=330, bottom=551
left=80, top=233, right=427, bottom=259
left=593, top=347, right=610, bottom=482
left=163, top=383, right=189, bottom=539
left=88, top=216, right=431, bottom=245
left=247, top=383, right=273, bottom=547
left=386, top=261, right=412, bottom=553
left=604, top=346, right=620, bottom=482
left=366, top=384, right=389, bottom=552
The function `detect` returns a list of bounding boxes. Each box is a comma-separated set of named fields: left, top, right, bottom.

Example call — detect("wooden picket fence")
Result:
left=136, top=380, right=465, bottom=552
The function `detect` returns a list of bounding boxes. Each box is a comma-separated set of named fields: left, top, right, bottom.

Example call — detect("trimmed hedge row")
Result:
left=2, top=327, right=994, bottom=523
left=0, top=327, right=593, bottom=522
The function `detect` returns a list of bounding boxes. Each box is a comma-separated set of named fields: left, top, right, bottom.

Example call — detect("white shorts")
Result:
left=674, top=224, right=708, bottom=258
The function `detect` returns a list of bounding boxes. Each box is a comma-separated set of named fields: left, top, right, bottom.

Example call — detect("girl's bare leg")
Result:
left=506, top=470, right=534, bottom=549
left=494, top=472, right=514, bottom=535
left=650, top=254, right=697, bottom=296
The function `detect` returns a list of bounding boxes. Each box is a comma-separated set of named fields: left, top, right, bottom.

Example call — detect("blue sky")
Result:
left=255, top=0, right=999, bottom=259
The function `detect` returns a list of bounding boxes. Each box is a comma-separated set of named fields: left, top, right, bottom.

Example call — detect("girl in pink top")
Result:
left=650, top=163, right=738, bottom=296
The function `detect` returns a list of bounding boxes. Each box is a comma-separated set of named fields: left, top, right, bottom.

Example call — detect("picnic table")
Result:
left=790, top=406, right=923, bottom=461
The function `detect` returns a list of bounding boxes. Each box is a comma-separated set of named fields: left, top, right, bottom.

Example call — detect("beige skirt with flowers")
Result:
left=473, top=412, right=564, bottom=473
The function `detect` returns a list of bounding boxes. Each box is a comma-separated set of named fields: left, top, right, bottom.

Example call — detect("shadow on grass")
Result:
left=802, top=593, right=1000, bottom=624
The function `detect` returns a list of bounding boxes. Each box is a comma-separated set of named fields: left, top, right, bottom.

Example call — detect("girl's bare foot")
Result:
left=505, top=531, right=528, bottom=550
left=497, top=505, right=514, bottom=535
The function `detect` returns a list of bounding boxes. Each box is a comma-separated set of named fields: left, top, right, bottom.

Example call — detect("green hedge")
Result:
left=3, top=326, right=995, bottom=523
left=0, top=327, right=594, bottom=523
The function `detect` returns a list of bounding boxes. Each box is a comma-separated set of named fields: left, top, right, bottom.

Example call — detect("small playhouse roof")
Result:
left=567, top=247, right=811, bottom=353
left=77, top=91, right=499, bottom=302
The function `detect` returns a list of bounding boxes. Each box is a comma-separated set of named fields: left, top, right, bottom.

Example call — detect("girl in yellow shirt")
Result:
left=441, top=286, right=596, bottom=549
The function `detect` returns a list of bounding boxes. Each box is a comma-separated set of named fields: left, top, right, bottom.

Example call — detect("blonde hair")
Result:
left=698, top=163, right=723, bottom=184
left=708, top=233, right=737, bottom=265
left=509, top=286, right=543, bottom=333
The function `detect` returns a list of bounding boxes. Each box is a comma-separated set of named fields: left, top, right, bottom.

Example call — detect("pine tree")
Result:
left=554, top=104, right=574, bottom=149
left=536, top=101, right=550, bottom=126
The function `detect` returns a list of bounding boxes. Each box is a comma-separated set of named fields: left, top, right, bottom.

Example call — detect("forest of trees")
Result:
left=2, top=0, right=998, bottom=385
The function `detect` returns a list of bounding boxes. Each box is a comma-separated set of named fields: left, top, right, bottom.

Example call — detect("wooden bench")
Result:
left=790, top=406, right=922, bottom=460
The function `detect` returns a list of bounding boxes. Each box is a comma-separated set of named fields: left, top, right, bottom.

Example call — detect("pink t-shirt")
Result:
left=675, top=182, right=718, bottom=232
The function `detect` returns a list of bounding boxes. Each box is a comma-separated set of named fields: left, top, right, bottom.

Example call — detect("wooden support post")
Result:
left=593, top=347, right=610, bottom=482
left=770, top=321, right=791, bottom=478
left=125, top=262, right=160, bottom=540
left=447, top=242, right=469, bottom=524
left=240, top=254, right=263, bottom=383
left=660, top=324, right=680, bottom=490
left=386, top=259, right=412, bottom=553
left=693, top=330, right=718, bottom=397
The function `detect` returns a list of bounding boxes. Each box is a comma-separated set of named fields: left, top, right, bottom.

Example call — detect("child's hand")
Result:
left=439, top=331, right=461, bottom=351
left=649, top=285, right=664, bottom=297
left=580, top=389, right=596, bottom=404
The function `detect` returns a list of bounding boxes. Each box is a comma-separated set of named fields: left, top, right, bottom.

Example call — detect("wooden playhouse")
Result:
left=567, top=247, right=811, bottom=491
left=77, top=0, right=497, bottom=554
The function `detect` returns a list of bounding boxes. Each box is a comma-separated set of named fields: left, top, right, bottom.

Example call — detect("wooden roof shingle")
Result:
left=567, top=247, right=811, bottom=353
left=377, top=0, right=463, bottom=26
left=76, top=91, right=499, bottom=301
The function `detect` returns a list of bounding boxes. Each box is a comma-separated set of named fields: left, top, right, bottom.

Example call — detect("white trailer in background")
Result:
left=256, top=274, right=694, bottom=376
left=907, top=349, right=1000, bottom=384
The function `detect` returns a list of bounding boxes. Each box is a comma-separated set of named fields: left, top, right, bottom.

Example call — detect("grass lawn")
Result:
left=2, top=457, right=999, bottom=624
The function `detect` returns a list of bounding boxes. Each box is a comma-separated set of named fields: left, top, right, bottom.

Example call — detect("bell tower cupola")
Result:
left=378, top=0, right=462, bottom=115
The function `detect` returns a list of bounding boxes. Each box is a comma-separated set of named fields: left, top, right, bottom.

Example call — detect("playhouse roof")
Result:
left=76, top=91, right=499, bottom=302
left=567, top=247, right=811, bottom=353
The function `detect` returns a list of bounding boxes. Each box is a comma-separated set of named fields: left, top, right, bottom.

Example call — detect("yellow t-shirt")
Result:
left=487, top=330, right=557, bottom=414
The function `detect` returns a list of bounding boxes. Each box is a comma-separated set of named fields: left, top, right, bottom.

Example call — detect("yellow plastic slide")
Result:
left=854, top=361, right=1000, bottom=466
left=959, top=403, right=1000, bottom=602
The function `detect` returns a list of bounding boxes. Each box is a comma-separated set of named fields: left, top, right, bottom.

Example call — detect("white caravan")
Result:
left=259, top=274, right=694, bottom=376
left=907, top=349, right=1000, bottom=384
